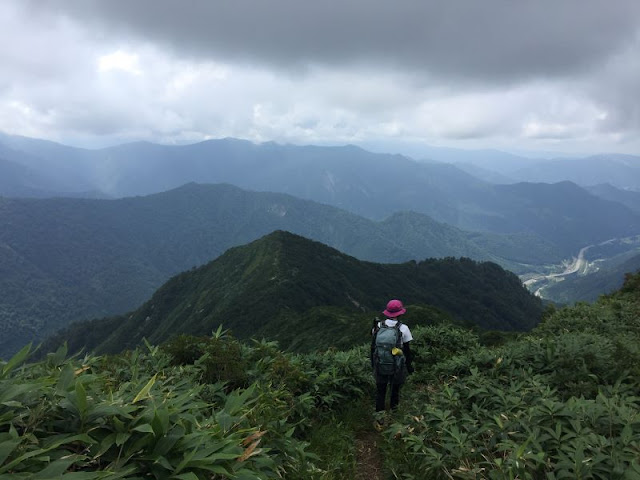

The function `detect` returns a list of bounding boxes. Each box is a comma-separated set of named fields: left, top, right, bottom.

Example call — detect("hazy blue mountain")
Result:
left=415, top=145, right=640, bottom=191
left=88, top=140, right=498, bottom=227
left=2, top=133, right=639, bottom=254
left=586, top=183, right=640, bottom=214
left=44, top=231, right=543, bottom=355
left=510, top=154, right=640, bottom=190
left=447, top=162, right=517, bottom=184
left=0, top=155, right=108, bottom=199
left=0, top=134, right=487, bottom=222
left=415, top=145, right=541, bottom=174
left=0, top=157, right=48, bottom=197
left=0, top=133, right=97, bottom=193
left=482, top=181, right=640, bottom=254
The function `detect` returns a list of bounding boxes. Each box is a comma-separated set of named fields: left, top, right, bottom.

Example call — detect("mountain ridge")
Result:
left=45, top=230, right=544, bottom=355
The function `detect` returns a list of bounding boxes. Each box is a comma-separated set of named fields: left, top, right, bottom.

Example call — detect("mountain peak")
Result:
left=48, top=231, right=543, bottom=355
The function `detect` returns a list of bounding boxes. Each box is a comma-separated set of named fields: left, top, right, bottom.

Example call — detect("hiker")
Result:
left=371, top=299, right=414, bottom=417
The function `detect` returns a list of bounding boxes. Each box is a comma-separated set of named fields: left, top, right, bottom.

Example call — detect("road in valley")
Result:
left=522, top=245, right=592, bottom=297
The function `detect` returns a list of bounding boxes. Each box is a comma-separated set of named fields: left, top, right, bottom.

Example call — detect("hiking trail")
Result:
left=354, top=430, right=384, bottom=480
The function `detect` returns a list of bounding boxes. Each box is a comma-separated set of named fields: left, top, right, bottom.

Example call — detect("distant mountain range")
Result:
left=0, top=183, right=560, bottom=358
left=509, top=155, right=640, bottom=190
left=586, top=184, right=640, bottom=214
left=2, top=133, right=639, bottom=255
left=433, top=147, right=640, bottom=191
left=44, top=231, right=544, bottom=355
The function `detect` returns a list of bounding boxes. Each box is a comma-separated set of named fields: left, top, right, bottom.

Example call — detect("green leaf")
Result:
left=0, top=344, right=31, bottom=379
left=133, top=374, right=157, bottom=403
left=95, top=433, right=116, bottom=457
left=153, top=455, right=173, bottom=471
left=30, top=454, right=82, bottom=478
left=0, top=439, right=21, bottom=466
left=625, top=462, right=640, bottom=480
left=115, top=432, right=131, bottom=446
left=172, top=473, right=200, bottom=480
left=215, top=411, right=234, bottom=433
left=132, top=424, right=155, bottom=434
left=151, top=407, right=170, bottom=437
left=223, top=384, right=256, bottom=416
left=194, top=463, right=231, bottom=475
left=0, top=383, right=40, bottom=403
left=56, top=364, right=76, bottom=392
left=0, top=434, right=92, bottom=473
left=124, top=433, right=153, bottom=457
left=86, top=404, right=130, bottom=424
left=47, top=343, right=68, bottom=366
left=41, top=433, right=94, bottom=450
left=152, top=428, right=183, bottom=457
left=75, top=380, right=88, bottom=417
left=174, top=448, right=199, bottom=474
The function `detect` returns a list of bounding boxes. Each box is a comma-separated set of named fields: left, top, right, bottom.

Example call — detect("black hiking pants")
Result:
left=375, top=375, right=402, bottom=411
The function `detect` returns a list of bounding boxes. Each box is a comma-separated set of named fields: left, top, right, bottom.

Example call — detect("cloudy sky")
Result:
left=1, top=0, right=639, bottom=156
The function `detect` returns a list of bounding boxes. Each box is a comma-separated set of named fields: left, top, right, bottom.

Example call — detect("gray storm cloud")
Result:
left=37, top=0, right=640, bottom=82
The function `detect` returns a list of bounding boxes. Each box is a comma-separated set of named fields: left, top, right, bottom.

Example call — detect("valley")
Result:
left=521, top=236, right=640, bottom=301
left=522, top=245, right=593, bottom=297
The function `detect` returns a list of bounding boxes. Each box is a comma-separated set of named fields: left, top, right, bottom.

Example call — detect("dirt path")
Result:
left=354, top=430, right=384, bottom=480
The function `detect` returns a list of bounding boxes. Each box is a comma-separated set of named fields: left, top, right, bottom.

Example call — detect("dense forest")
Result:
left=2, top=269, right=639, bottom=478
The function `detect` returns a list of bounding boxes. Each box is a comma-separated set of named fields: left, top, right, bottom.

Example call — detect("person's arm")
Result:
left=403, top=341, right=414, bottom=373
left=370, top=336, right=376, bottom=369
left=370, top=320, right=379, bottom=368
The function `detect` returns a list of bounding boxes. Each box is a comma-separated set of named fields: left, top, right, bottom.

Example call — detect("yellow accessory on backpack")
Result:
left=392, top=347, right=403, bottom=356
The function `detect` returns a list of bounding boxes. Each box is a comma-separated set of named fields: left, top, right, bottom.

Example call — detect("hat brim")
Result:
left=383, top=308, right=406, bottom=318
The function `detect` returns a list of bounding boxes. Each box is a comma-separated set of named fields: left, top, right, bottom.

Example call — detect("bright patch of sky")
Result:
left=98, top=50, right=142, bottom=75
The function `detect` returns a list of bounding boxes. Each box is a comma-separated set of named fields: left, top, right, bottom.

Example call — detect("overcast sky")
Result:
left=1, top=0, right=639, bottom=156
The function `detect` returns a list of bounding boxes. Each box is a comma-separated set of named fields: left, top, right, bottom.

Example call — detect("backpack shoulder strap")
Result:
left=394, top=321, right=403, bottom=347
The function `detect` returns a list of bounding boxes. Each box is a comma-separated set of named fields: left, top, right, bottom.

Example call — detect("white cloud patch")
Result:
left=98, top=50, right=142, bottom=75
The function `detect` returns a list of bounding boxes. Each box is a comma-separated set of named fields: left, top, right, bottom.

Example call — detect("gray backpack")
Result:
left=373, top=321, right=407, bottom=382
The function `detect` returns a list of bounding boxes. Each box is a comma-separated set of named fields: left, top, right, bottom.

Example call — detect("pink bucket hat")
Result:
left=383, top=299, right=406, bottom=318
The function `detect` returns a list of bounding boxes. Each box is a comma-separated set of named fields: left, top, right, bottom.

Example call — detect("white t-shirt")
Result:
left=374, top=318, right=413, bottom=343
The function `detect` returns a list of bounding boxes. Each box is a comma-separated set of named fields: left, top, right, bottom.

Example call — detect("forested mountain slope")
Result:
left=46, top=230, right=544, bottom=355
